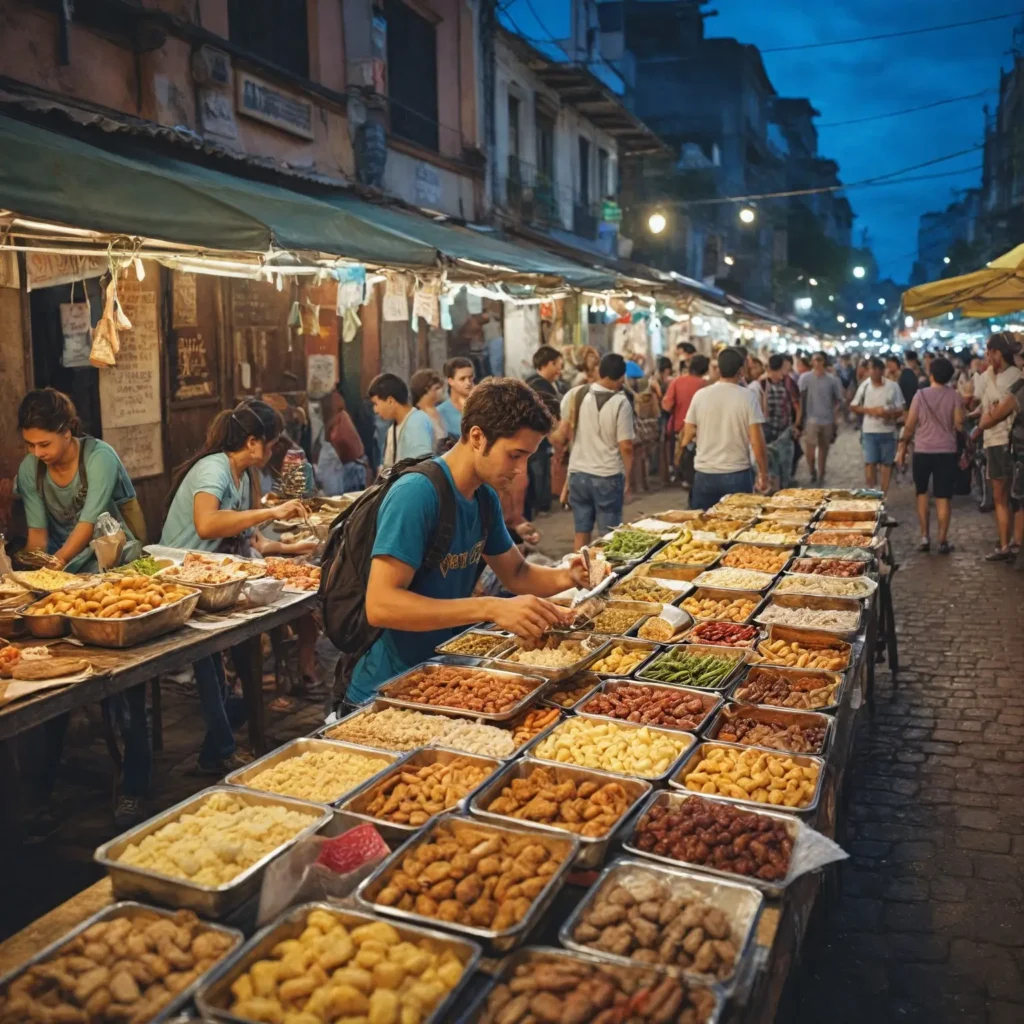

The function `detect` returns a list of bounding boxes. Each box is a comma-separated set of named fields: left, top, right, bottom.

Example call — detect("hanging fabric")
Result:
left=60, top=279, right=93, bottom=368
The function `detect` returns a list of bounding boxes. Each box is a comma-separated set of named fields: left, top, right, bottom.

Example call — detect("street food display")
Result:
left=680, top=745, right=820, bottom=808
left=182, top=552, right=267, bottom=578
left=638, top=616, right=683, bottom=642
left=327, top=707, right=516, bottom=757
left=438, top=631, right=510, bottom=657
left=722, top=544, right=792, bottom=574
left=590, top=643, right=653, bottom=676
left=533, top=718, right=691, bottom=778
left=736, top=667, right=842, bottom=710
left=682, top=591, right=758, bottom=623
left=825, top=499, right=882, bottom=513
left=756, top=637, right=850, bottom=672
left=789, top=557, right=866, bottom=578
left=806, top=531, right=874, bottom=548
left=717, top=493, right=766, bottom=508
left=611, top=577, right=680, bottom=603
left=107, top=555, right=167, bottom=576
left=693, top=567, right=775, bottom=592
left=759, top=509, right=813, bottom=525
left=773, top=574, right=874, bottom=599
left=686, top=621, right=759, bottom=648
left=160, top=562, right=244, bottom=585
left=381, top=666, right=540, bottom=715
left=500, top=635, right=601, bottom=671
left=240, top=746, right=392, bottom=804
left=756, top=603, right=860, bottom=633
left=716, top=708, right=828, bottom=755
left=582, top=683, right=714, bottom=732
left=774, top=488, right=829, bottom=503
left=641, top=648, right=743, bottom=689
left=26, top=577, right=195, bottom=619
left=589, top=604, right=652, bottom=635
left=599, top=529, right=661, bottom=561
left=9, top=568, right=81, bottom=592
left=10, top=655, right=91, bottom=681
left=652, top=536, right=722, bottom=565
left=733, top=527, right=803, bottom=546
left=262, top=557, right=321, bottom=590
left=543, top=678, right=600, bottom=709
left=814, top=518, right=876, bottom=533
left=687, top=517, right=748, bottom=541
left=361, top=757, right=495, bottom=825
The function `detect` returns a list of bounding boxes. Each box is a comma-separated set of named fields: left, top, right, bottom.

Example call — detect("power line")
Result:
left=818, top=90, right=996, bottom=128
left=761, top=10, right=1022, bottom=53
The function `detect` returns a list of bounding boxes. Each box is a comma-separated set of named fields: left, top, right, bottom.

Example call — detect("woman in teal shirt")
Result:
left=16, top=389, right=143, bottom=572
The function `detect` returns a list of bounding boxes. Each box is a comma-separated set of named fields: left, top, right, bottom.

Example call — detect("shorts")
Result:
left=912, top=451, right=957, bottom=499
left=986, top=444, right=1013, bottom=482
left=568, top=471, right=625, bottom=535
left=862, top=432, right=897, bottom=466
left=690, top=469, right=755, bottom=511
left=803, top=422, right=833, bottom=450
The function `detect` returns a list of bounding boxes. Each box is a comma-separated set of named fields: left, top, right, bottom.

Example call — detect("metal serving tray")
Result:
left=540, top=672, right=603, bottom=711
left=224, top=736, right=402, bottom=807
left=434, top=627, right=512, bottom=658
left=355, top=814, right=578, bottom=954
left=650, top=509, right=704, bottom=523
left=588, top=639, right=668, bottom=680
left=774, top=571, right=877, bottom=601
left=632, top=560, right=715, bottom=582
left=818, top=508, right=881, bottom=524
left=681, top=620, right=763, bottom=651
left=376, top=662, right=549, bottom=722
left=609, top=575, right=694, bottom=604
left=487, top=631, right=613, bottom=682
left=157, top=566, right=247, bottom=611
left=559, top=857, right=763, bottom=990
left=64, top=587, right=201, bottom=648
left=18, top=599, right=71, bottom=638
left=94, top=786, right=330, bottom=918
left=754, top=593, right=864, bottom=639
left=578, top=679, right=722, bottom=735
left=636, top=643, right=750, bottom=693
left=730, top=529, right=806, bottom=549
left=525, top=714, right=697, bottom=785
left=787, top=555, right=869, bottom=577
left=622, top=789, right=803, bottom=897
left=554, top=599, right=661, bottom=638
left=691, top=568, right=777, bottom=593
left=651, top=544, right=726, bottom=570
left=195, top=901, right=480, bottom=1024
left=335, top=747, right=504, bottom=843
left=705, top=701, right=833, bottom=758
left=668, top=739, right=825, bottom=818
left=733, top=662, right=848, bottom=715
left=679, top=587, right=765, bottom=625
left=468, top=757, right=652, bottom=869
left=0, top=901, right=243, bottom=1024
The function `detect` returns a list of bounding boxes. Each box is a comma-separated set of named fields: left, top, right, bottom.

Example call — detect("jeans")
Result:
left=862, top=432, right=897, bottom=466
left=691, top=469, right=755, bottom=510
left=109, top=683, right=151, bottom=798
left=766, top=428, right=794, bottom=489
left=568, top=472, right=625, bottom=535
left=193, top=654, right=248, bottom=764
left=526, top=442, right=552, bottom=517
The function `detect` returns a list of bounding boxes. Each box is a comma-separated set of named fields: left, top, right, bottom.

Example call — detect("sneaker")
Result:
left=113, top=796, right=147, bottom=829
left=809, top=468, right=818, bottom=484
left=985, top=547, right=1013, bottom=562
left=194, top=750, right=254, bottom=776
left=918, top=538, right=930, bottom=552
left=938, top=542, right=954, bottom=555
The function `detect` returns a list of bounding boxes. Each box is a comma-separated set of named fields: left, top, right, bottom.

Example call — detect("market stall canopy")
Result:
left=902, top=244, right=1024, bottom=319
left=0, top=113, right=439, bottom=268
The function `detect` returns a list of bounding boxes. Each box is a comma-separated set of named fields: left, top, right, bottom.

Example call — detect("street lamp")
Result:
left=724, top=255, right=735, bottom=266
left=739, top=207, right=756, bottom=224
left=943, top=256, right=951, bottom=265
left=836, top=314, right=845, bottom=323
left=856, top=302, right=864, bottom=310
left=809, top=277, right=818, bottom=286
left=647, top=211, right=667, bottom=235
left=853, top=265, right=866, bottom=278
left=878, top=298, right=886, bottom=305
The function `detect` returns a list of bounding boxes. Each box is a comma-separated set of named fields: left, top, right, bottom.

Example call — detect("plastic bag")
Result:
left=243, top=577, right=286, bottom=606
left=90, top=512, right=126, bottom=571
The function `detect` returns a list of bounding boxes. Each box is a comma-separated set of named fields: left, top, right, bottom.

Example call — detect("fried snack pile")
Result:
left=327, top=707, right=516, bottom=758
left=263, top=558, right=321, bottom=591
left=533, top=719, right=690, bottom=778
left=583, top=684, right=711, bottom=731
left=383, top=666, right=538, bottom=714
left=28, top=577, right=194, bottom=619
left=716, top=711, right=827, bottom=754
left=721, top=544, right=792, bottom=574
left=736, top=667, right=841, bottom=710
left=757, top=637, right=849, bottom=672
left=362, top=758, right=495, bottom=826
left=681, top=745, right=820, bottom=808
left=590, top=644, right=651, bottom=676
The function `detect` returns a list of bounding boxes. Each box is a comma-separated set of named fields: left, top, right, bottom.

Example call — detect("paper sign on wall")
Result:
left=307, top=353, right=336, bottom=399
left=172, top=272, right=198, bottom=328
left=103, top=423, right=164, bottom=479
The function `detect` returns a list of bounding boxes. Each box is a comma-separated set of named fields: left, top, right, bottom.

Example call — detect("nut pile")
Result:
left=572, top=874, right=738, bottom=978
left=653, top=538, right=722, bottom=565
left=439, top=631, right=509, bottom=657
left=484, top=766, right=632, bottom=837
left=505, top=636, right=596, bottom=670
left=482, top=956, right=716, bottom=1024
left=717, top=711, right=827, bottom=754
left=244, top=746, right=392, bottom=804
left=591, top=605, right=650, bottom=635
left=590, top=644, right=652, bottom=676
left=0, top=910, right=235, bottom=1024
left=361, top=758, right=495, bottom=826
left=633, top=797, right=793, bottom=882
left=326, top=707, right=516, bottom=757
left=806, top=531, right=872, bottom=548
left=641, top=648, right=741, bottom=689
left=612, top=577, right=680, bottom=603
left=694, top=567, right=774, bottom=591
left=28, top=578, right=194, bottom=619
left=736, top=667, right=841, bottom=710
left=789, top=557, right=866, bottom=577
left=227, top=910, right=467, bottom=1024
left=544, top=678, right=599, bottom=708
left=686, top=622, right=758, bottom=648
left=682, top=592, right=757, bottom=623
left=757, top=637, right=849, bottom=672
left=682, top=746, right=820, bottom=808
left=757, top=604, right=860, bottom=632
left=373, top=821, right=566, bottom=930
left=722, top=545, right=792, bottom=574
left=533, top=719, right=691, bottom=778
left=773, top=574, right=874, bottom=599
left=583, top=683, right=712, bottom=731
left=383, top=666, right=539, bottom=714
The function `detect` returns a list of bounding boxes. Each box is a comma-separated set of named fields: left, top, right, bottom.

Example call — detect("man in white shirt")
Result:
left=681, top=347, right=769, bottom=509
left=850, top=357, right=905, bottom=493
left=560, top=352, right=635, bottom=550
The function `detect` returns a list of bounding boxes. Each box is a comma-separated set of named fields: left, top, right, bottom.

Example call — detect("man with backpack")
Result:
left=524, top=345, right=563, bottom=517
left=321, top=378, right=593, bottom=707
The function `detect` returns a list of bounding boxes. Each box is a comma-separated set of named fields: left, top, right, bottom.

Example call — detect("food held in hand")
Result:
left=481, top=955, right=716, bottom=1024
left=263, top=557, right=321, bottom=590
left=716, top=710, right=828, bottom=754
left=682, top=592, right=757, bottom=623
left=611, top=577, right=680, bottom=603
left=371, top=819, right=567, bottom=931
left=11, top=656, right=90, bottom=681
left=756, top=637, right=848, bottom=672
left=736, top=666, right=841, bottom=709
left=382, top=666, right=539, bottom=713
left=806, top=531, right=873, bottom=548
left=590, top=604, right=651, bottom=635
left=114, top=791, right=318, bottom=885
left=590, top=644, right=653, bottom=676
left=633, top=796, right=793, bottom=882
left=10, top=568, right=80, bottom=592
left=687, top=621, right=758, bottom=647
left=362, top=757, right=495, bottom=826
left=533, top=718, right=691, bottom=778
left=789, top=557, right=866, bottom=578
left=503, top=635, right=600, bottom=670
left=227, top=908, right=469, bottom=1024
left=484, top=765, right=632, bottom=837
left=599, top=529, right=659, bottom=560
left=544, top=677, right=599, bottom=708
left=438, top=631, right=509, bottom=657
left=161, top=562, right=244, bottom=585
left=583, top=683, right=713, bottom=731
left=722, top=544, right=792, bottom=574
left=693, top=567, right=775, bottom=591
left=653, top=536, right=722, bottom=565
left=641, top=648, right=742, bottom=689
left=243, top=746, right=391, bottom=804
left=773, top=574, right=873, bottom=599
left=682, top=745, right=820, bottom=808
left=571, top=873, right=738, bottom=978
left=0, top=909, right=236, bottom=1024
left=757, top=603, right=860, bottom=632
left=27, top=577, right=194, bottom=619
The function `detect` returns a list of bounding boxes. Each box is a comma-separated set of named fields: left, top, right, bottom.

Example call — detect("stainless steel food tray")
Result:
left=774, top=572, right=877, bottom=600
left=0, top=901, right=243, bottom=1024
left=65, top=586, right=201, bottom=648
left=730, top=530, right=806, bottom=549
left=556, top=599, right=661, bottom=638
left=434, top=627, right=512, bottom=658
left=622, top=789, right=803, bottom=897
left=486, top=631, right=613, bottom=682
left=679, top=620, right=763, bottom=650
left=468, top=756, right=652, bottom=869
left=539, top=672, right=603, bottom=711
left=679, top=587, right=766, bottom=625
left=587, top=638, right=666, bottom=679
left=787, top=556, right=869, bottom=577
left=94, top=786, right=330, bottom=917
left=224, top=736, right=403, bottom=807
left=195, top=901, right=480, bottom=1024
left=559, top=857, right=763, bottom=990
left=636, top=643, right=750, bottom=693
left=157, top=567, right=247, bottom=611
left=651, top=544, right=726, bottom=570
left=667, top=739, right=825, bottom=818
left=609, top=575, right=694, bottom=604
left=18, top=599, right=71, bottom=638
left=705, top=701, right=833, bottom=758
left=691, top=568, right=777, bottom=593
left=355, top=813, right=578, bottom=954
left=817, top=508, right=881, bottom=525
left=732, top=662, right=848, bottom=715
left=754, top=593, right=864, bottom=639
left=376, top=661, right=549, bottom=721
left=335, top=747, right=503, bottom=843
left=525, top=713, right=697, bottom=784
left=632, top=560, right=716, bottom=582
left=579, top=679, right=722, bottom=735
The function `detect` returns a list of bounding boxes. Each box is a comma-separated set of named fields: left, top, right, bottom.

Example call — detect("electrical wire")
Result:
left=818, top=90, right=997, bottom=128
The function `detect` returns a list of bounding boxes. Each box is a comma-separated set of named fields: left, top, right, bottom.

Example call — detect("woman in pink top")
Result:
left=897, top=356, right=964, bottom=554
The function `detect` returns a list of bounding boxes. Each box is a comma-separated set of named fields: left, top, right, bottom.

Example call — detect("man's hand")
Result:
left=895, top=443, right=906, bottom=470
left=624, top=482, right=633, bottom=503
left=487, top=595, right=570, bottom=638
left=971, top=426, right=982, bottom=443
left=755, top=471, right=769, bottom=494
left=565, top=552, right=610, bottom=590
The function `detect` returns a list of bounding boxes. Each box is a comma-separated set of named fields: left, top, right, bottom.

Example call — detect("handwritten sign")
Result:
left=172, top=272, right=197, bottom=328
left=172, top=327, right=215, bottom=400
left=26, top=253, right=105, bottom=291
left=236, top=70, right=314, bottom=139
left=104, top=423, right=164, bottom=479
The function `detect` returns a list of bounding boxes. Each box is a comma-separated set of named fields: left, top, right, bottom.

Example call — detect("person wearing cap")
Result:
left=973, top=332, right=1023, bottom=561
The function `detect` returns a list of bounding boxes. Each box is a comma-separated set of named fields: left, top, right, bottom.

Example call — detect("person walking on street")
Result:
left=525, top=345, right=563, bottom=516
left=369, top=373, right=435, bottom=472
left=897, top=356, right=964, bottom=553
left=798, top=352, right=843, bottom=483
left=760, top=354, right=796, bottom=490
left=662, top=353, right=709, bottom=490
left=681, top=347, right=768, bottom=509
left=850, top=358, right=904, bottom=493
left=436, top=357, right=476, bottom=439
left=560, top=353, right=634, bottom=550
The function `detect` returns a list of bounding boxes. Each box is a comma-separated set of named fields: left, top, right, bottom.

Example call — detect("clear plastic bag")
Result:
left=90, top=512, right=126, bottom=571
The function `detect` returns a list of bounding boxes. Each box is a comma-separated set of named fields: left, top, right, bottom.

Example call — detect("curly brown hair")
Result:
left=460, top=377, right=552, bottom=450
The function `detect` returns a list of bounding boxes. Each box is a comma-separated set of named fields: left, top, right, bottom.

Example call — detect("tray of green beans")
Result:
left=596, top=529, right=662, bottom=563
left=637, top=643, right=748, bottom=691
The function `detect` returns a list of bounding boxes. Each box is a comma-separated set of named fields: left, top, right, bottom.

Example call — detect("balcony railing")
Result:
left=500, top=156, right=610, bottom=240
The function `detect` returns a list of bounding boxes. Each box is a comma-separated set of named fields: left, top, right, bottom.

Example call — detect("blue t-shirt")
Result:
left=396, top=408, right=436, bottom=461
left=436, top=400, right=462, bottom=438
left=160, top=453, right=251, bottom=551
left=348, top=458, right=514, bottom=703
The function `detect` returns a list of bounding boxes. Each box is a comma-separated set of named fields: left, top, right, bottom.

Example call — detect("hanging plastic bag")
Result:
left=90, top=512, right=127, bottom=571
left=90, top=278, right=128, bottom=367
left=60, top=281, right=93, bottom=369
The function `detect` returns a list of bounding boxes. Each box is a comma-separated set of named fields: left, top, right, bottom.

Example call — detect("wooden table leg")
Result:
left=238, top=634, right=268, bottom=755
left=150, top=679, right=163, bottom=753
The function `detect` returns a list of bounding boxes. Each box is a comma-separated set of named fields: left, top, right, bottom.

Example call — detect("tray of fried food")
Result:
left=8, top=568, right=85, bottom=594
left=489, top=632, right=611, bottom=682
left=588, top=639, right=662, bottom=678
left=579, top=680, right=721, bottom=734
left=721, top=544, right=793, bottom=575
left=628, top=562, right=706, bottom=584
left=806, top=530, right=881, bottom=548
left=754, top=594, right=863, bottom=638
left=788, top=556, right=867, bottom=578
left=540, top=673, right=602, bottom=711
left=181, top=551, right=268, bottom=579
left=652, top=537, right=724, bottom=568
left=610, top=575, right=692, bottom=605
left=435, top=628, right=511, bottom=658
left=758, top=508, right=814, bottom=526
left=648, top=509, right=704, bottom=523
left=773, top=572, right=877, bottom=600
left=706, top=702, right=831, bottom=755
left=755, top=626, right=852, bottom=672
left=681, top=587, right=761, bottom=624
left=732, top=522, right=804, bottom=547
left=355, top=815, right=577, bottom=953
left=733, top=665, right=845, bottom=713
left=715, top=492, right=766, bottom=509
left=685, top=517, right=751, bottom=543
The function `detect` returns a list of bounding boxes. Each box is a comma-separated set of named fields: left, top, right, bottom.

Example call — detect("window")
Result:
left=385, top=0, right=439, bottom=152
left=536, top=112, right=555, bottom=183
left=508, top=95, right=521, bottom=159
left=597, top=147, right=609, bottom=199
left=579, top=136, right=591, bottom=207
left=228, top=0, right=309, bottom=78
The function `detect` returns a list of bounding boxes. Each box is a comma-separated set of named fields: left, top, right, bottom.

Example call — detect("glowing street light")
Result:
left=856, top=302, right=864, bottom=310
left=809, top=277, right=818, bottom=286
left=739, top=207, right=756, bottom=224
left=878, top=298, right=886, bottom=305
left=943, top=256, right=951, bottom=264
left=836, top=314, right=846, bottom=323
left=647, top=211, right=667, bottom=235
left=853, top=266, right=866, bottom=278
left=724, top=255, right=735, bottom=266
left=828, top=294, right=834, bottom=301
left=904, top=315, right=914, bottom=328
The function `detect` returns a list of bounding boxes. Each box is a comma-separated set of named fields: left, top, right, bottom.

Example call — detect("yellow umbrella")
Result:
left=902, top=244, right=1024, bottom=319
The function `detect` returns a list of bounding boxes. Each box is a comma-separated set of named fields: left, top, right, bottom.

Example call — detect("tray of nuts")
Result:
left=469, top=758, right=651, bottom=869
left=377, top=663, right=549, bottom=721
left=756, top=626, right=852, bottom=672
left=488, top=631, right=612, bottom=682
left=669, top=741, right=824, bottom=816
left=578, top=680, right=721, bottom=734
left=721, top=544, right=794, bottom=575
left=560, top=857, right=762, bottom=989
left=589, top=638, right=663, bottom=679
left=683, top=621, right=761, bottom=649
left=540, top=673, right=602, bottom=711
left=733, top=665, right=846, bottom=713
left=436, top=629, right=512, bottom=658
left=576, top=600, right=662, bottom=637
left=705, top=703, right=831, bottom=756
left=610, top=575, right=693, bottom=604
left=355, top=814, right=578, bottom=953
left=681, top=587, right=762, bottom=624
